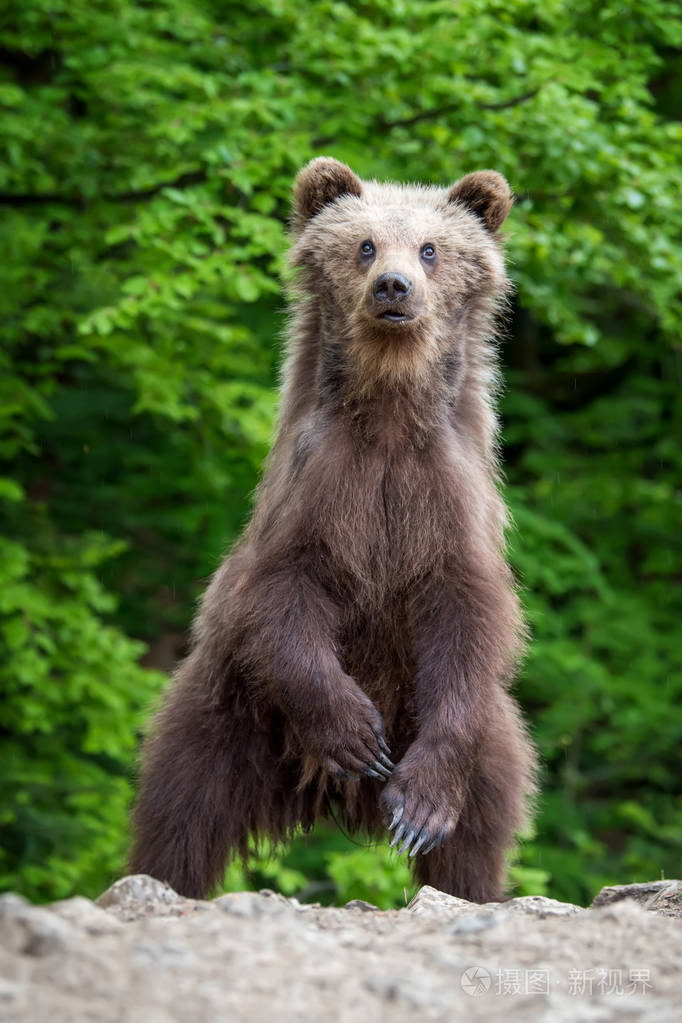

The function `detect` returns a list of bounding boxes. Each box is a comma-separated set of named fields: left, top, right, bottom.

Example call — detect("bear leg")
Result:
left=129, top=652, right=317, bottom=899
left=410, top=694, right=537, bottom=903
left=410, top=811, right=508, bottom=903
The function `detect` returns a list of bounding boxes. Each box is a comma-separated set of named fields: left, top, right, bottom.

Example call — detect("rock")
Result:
left=95, top=874, right=200, bottom=922
left=0, top=876, right=680, bottom=1022
left=497, top=894, right=584, bottom=918
left=96, top=874, right=181, bottom=909
left=213, top=890, right=296, bottom=917
left=407, top=884, right=471, bottom=914
left=0, top=977, right=29, bottom=1017
left=407, top=884, right=583, bottom=920
left=0, top=894, right=29, bottom=912
left=591, top=881, right=682, bottom=918
left=450, top=911, right=504, bottom=935
left=0, top=897, right=77, bottom=956
left=343, top=899, right=380, bottom=912
left=50, top=897, right=123, bottom=935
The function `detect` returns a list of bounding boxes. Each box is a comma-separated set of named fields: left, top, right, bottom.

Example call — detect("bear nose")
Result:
left=372, top=271, right=412, bottom=303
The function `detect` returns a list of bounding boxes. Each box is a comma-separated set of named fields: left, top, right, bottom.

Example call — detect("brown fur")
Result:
left=129, top=157, right=537, bottom=903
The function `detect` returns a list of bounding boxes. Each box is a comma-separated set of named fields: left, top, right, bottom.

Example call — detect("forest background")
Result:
left=1, top=0, right=681, bottom=908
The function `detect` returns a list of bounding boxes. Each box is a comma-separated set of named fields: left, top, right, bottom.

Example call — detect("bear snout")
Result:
left=373, top=271, right=412, bottom=302
left=366, top=270, right=422, bottom=324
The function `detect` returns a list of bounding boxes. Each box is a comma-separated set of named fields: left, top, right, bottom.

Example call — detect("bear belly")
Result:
left=337, top=597, right=418, bottom=748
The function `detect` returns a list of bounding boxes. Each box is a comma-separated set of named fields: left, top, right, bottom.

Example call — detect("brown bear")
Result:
left=129, top=157, right=537, bottom=903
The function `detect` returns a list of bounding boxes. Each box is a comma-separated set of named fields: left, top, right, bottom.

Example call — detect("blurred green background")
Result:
left=1, top=0, right=681, bottom=908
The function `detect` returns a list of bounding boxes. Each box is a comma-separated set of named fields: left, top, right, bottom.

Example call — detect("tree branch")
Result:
left=377, top=87, right=542, bottom=132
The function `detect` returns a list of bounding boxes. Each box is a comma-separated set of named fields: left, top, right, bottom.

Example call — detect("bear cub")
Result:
left=129, top=157, right=537, bottom=903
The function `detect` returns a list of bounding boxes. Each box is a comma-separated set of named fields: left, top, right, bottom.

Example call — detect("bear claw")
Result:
left=397, top=829, right=416, bottom=856
left=377, top=736, right=392, bottom=757
left=389, top=806, right=403, bottom=830
left=409, top=832, right=428, bottom=857
left=384, top=792, right=450, bottom=856
left=390, top=821, right=407, bottom=848
left=422, top=835, right=442, bottom=855
left=372, top=758, right=392, bottom=778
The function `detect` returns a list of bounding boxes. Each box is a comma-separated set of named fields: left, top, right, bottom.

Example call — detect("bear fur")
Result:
left=129, top=157, right=538, bottom=903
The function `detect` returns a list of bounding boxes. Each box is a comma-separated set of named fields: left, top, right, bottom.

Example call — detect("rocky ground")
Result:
left=1, top=876, right=680, bottom=1022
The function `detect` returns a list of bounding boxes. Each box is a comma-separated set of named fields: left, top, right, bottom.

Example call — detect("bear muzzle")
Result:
left=366, top=271, right=423, bottom=325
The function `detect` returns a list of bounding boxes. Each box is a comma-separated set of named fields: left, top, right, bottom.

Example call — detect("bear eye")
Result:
left=421, top=243, right=436, bottom=260
left=359, top=240, right=375, bottom=257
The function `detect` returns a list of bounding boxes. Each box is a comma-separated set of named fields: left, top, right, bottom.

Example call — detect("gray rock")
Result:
left=591, top=880, right=682, bottom=918
left=96, top=874, right=180, bottom=909
left=0, top=899, right=77, bottom=956
left=50, top=896, right=123, bottom=934
left=450, top=910, right=504, bottom=935
left=407, top=884, right=472, bottom=916
left=408, top=884, right=583, bottom=919
left=213, top=890, right=296, bottom=917
left=498, top=894, right=585, bottom=918
left=95, top=874, right=205, bottom=922
left=0, top=876, right=680, bottom=1022
left=0, top=894, right=29, bottom=913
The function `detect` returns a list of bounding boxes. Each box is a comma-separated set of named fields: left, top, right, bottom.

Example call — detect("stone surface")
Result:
left=95, top=874, right=188, bottom=921
left=590, top=880, right=682, bottom=918
left=0, top=876, right=680, bottom=1022
left=408, top=885, right=584, bottom=919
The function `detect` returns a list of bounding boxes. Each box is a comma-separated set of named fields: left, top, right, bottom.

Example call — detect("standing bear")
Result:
left=129, top=157, right=537, bottom=903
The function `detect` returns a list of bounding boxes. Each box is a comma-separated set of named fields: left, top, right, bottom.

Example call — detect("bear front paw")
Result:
left=302, top=690, right=394, bottom=782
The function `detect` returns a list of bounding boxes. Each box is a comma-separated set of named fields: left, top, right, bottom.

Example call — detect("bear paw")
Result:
left=303, top=689, right=394, bottom=782
left=380, top=747, right=464, bottom=856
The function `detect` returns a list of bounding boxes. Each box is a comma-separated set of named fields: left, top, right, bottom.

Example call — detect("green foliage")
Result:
left=0, top=521, right=162, bottom=900
left=222, top=828, right=415, bottom=909
left=1, top=0, right=680, bottom=905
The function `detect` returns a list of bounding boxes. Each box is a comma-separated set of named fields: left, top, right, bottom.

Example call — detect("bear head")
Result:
left=290, top=157, right=513, bottom=391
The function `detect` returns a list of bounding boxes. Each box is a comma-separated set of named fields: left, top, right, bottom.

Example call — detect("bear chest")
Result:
left=311, top=427, right=463, bottom=596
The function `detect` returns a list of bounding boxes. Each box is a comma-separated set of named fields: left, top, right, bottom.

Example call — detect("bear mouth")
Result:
left=378, top=311, right=413, bottom=323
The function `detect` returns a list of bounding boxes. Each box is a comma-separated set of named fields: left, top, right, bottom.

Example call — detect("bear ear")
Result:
left=446, top=171, right=513, bottom=233
left=292, top=157, right=363, bottom=232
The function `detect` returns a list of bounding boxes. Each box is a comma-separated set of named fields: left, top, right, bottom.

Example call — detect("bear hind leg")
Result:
left=129, top=656, right=317, bottom=898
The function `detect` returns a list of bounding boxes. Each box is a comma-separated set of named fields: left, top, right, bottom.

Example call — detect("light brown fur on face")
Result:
left=290, top=169, right=510, bottom=394
left=129, top=157, right=537, bottom=904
